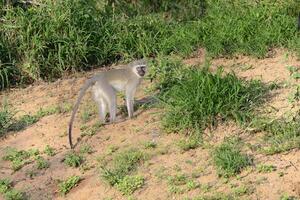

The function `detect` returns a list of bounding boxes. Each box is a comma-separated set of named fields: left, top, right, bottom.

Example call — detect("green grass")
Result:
left=2, top=148, right=31, bottom=171
left=257, top=164, right=276, bottom=173
left=44, top=145, right=55, bottom=156
left=0, top=101, right=14, bottom=136
left=101, top=149, right=145, bottom=186
left=166, top=173, right=200, bottom=194
left=58, top=176, right=81, bottom=195
left=0, top=103, right=71, bottom=136
left=0, top=0, right=299, bottom=89
left=143, top=141, right=157, bottom=149
left=0, top=179, right=25, bottom=200
left=64, top=152, right=83, bottom=168
left=250, top=117, right=300, bottom=154
left=159, top=61, right=266, bottom=135
left=35, top=156, right=49, bottom=170
left=79, top=144, right=93, bottom=154
left=177, top=134, right=201, bottom=152
left=213, top=137, right=252, bottom=177
left=115, top=175, right=145, bottom=195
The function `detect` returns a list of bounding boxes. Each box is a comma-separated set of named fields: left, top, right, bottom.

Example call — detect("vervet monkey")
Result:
left=68, top=59, right=147, bottom=148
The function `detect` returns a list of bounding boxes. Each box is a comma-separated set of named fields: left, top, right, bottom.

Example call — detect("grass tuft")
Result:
left=64, top=152, right=83, bottom=168
left=213, top=137, right=252, bottom=177
left=160, top=64, right=266, bottom=134
left=101, top=149, right=145, bottom=185
left=58, top=176, right=81, bottom=195
left=0, top=179, right=25, bottom=200
left=250, top=117, right=300, bottom=154
left=115, top=175, right=145, bottom=195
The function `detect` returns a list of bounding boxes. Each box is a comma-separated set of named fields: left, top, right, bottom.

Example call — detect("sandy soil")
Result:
left=0, top=48, right=300, bottom=200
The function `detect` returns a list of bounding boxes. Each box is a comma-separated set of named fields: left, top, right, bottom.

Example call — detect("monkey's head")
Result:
left=131, top=59, right=147, bottom=78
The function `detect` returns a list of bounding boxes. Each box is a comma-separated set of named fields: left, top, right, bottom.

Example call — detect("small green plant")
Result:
left=106, top=145, right=119, bottom=155
left=80, top=104, right=97, bottom=123
left=0, top=101, right=14, bottom=135
left=58, top=176, right=81, bottom=195
left=233, top=185, right=254, bottom=196
left=80, top=122, right=102, bottom=137
left=35, top=156, right=49, bottom=170
left=250, top=117, right=300, bottom=154
left=280, top=193, right=297, bottom=200
left=44, top=145, right=55, bottom=156
left=0, top=179, right=25, bottom=200
left=177, top=134, right=201, bottom=151
left=64, top=152, right=83, bottom=168
left=0, top=179, right=11, bottom=193
left=186, top=180, right=200, bottom=191
left=144, top=141, right=157, bottom=149
left=213, top=137, right=252, bottom=177
left=101, top=149, right=145, bottom=186
left=116, top=175, right=144, bottom=195
left=2, top=148, right=31, bottom=171
left=257, top=164, right=276, bottom=173
left=80, top=144, right=93, bottom=154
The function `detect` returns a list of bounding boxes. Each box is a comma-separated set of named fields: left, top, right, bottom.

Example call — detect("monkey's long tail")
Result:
left=68, top=77, right=97, bottom=149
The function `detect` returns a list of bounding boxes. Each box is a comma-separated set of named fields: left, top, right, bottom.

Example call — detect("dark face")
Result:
left=136, top=65, right=146, bottom=77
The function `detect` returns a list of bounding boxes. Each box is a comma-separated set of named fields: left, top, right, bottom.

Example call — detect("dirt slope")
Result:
left=0, top=49, right=300, bottom=200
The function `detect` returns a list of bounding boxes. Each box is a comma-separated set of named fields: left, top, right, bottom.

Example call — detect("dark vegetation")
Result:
left=0, top=0, right=299, bottom=89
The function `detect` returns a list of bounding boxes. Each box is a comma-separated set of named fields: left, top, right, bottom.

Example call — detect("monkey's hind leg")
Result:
left=97, top=98, right=108, bottom=124
left=92, top=85, right=108, bottom=124
left=107, top=93, right=117, bottom=123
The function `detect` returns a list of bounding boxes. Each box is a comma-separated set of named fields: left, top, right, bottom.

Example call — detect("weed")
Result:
left=80, top=144, right=93, bottom=154
left=80, top=122, right=102, bottom=137
left=0, top=179, right=25, bottom=200
left=106, top=145, right=119, bottom=155
left=213, top=137, right=252, bottom=177
left=0, top=179, right=11, bottom=193
left=160, top=65, right=266, bottom=134
left=250, top=117, right=300, bottom=154
left=177, top=134, right=201, bottom=151
left=280, top=193, right=298, bottom=200
left=0, top=101, right=14, bottom=135
left=116, top=175, right=144, bottom=195
left=101, top=149, right=145, bottom=186
left=186, top=180, right=200, bottom=191
left=2, top=148, right=31, bottom=171
left=44, top=145, right=55, bottom=156
left=257, top=164, right=276, bottom=173
left=233, top=185, right=254, bottom=196
left=143, top=141, right=157, bottom=149
left=80, top=104, right=97, bottom=123
left=64, top=152, right=83, bottom=168
left=58, top=176, right=81, bottom=195
left=35, top=156, right=49, bottom=170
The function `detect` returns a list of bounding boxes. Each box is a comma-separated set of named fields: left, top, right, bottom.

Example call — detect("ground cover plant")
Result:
left=157, top=60, right=266, bottom=135
left=58, top=176, right=81, bottom=195
left=250, top=117, right=300, bottom=154
left=0, top=0, right=299, bottom=89
left=0, top=179, right=25, bottom=200
left=100, top=149, right=146, bottom=195
left=213, top=137, right=252, bottom=177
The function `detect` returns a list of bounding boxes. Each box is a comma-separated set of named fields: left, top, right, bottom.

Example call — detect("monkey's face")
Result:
left=136, top=65, right=147, bottom=77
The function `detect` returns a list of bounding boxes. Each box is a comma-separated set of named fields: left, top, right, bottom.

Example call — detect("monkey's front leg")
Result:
left=125, top=87, right=136, bottom=118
